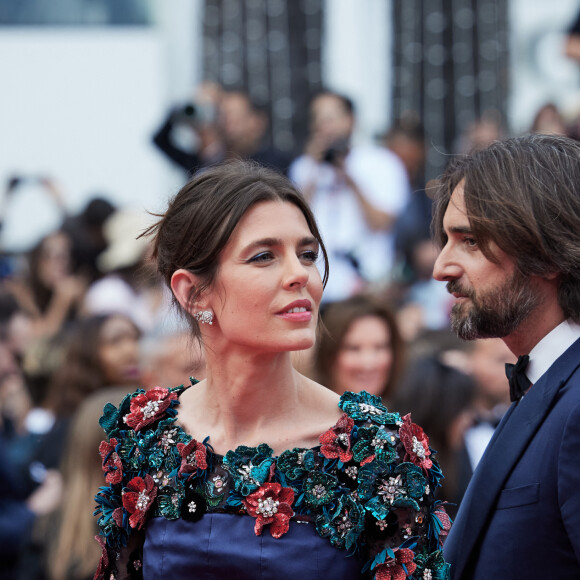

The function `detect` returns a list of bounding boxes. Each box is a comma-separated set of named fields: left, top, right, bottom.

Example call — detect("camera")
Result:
left=182, top=103, right=197, bottom=118
left=322, top=139, right=350, bottom=165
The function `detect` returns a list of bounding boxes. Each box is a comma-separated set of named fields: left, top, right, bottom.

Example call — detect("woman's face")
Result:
left=38, top=232, right=72, bottom=288
left=207, top=200, right=323, bottom=354
left=333, top=315, right=393, bottom=397
left=98, top=315, right=141, bottom=386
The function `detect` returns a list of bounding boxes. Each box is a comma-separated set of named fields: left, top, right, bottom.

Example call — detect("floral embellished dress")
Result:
left=94, top=383, right=451, bottom=580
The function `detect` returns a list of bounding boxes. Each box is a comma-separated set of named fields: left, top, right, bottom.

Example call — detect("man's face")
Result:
left=433, top=183, right=542, bottom=340
left=218, top=93, right=264, bottom=150
left=309, top=94, right=354, bottom=144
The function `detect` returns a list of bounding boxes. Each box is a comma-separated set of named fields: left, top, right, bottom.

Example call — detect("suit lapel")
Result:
left=448, top=337, right=580, bottom=579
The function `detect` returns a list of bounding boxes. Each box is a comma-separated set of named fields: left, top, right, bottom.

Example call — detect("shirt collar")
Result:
left=526, top=320, right=580, bottom=384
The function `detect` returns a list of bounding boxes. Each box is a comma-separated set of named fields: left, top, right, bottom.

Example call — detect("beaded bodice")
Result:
left=94, top=383, right=450, bottom=580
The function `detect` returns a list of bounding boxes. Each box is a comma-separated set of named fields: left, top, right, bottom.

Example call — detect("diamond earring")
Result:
left=193, top=310, right=214, bottom=325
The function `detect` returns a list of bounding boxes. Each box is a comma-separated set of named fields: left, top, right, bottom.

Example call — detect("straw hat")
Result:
left=97, top=209, right=151, bottom=273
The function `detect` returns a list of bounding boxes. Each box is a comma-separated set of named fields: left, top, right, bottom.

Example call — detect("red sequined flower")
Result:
left=177, top=439, right=208, bottom=479
left=399, top=413, right=432, bottom=470
left=243, top=482, right=295, bottom=539
left=112, top=507, right=124, bottom=527
left=434, top=504, right=452, bottom=545
left=99, top=438, right=123, bottom=485
left=122, top=474, right=158, bottom=529
left=374, top=548, right=417, bottom=580
left=319, top=413, right=354, bottom=463
left=94, top=534, right=110, bottom=580
left=124, top=387, right=178, bottom=431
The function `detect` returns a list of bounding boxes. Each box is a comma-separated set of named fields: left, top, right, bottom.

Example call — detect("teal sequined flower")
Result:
left=94, top=484, right=129, bottom=548
left=414, top=549, right=451, bottom=580
left=223, top=444, right=275, bottom=496
left=398, top=462, right=428, bottom=501
left=427, top=457, right=444, bottom=491
left=155, top=487, right=182, bottom=520
left=147, top=419, right=186, bottom=473
left=352, top=425, right=397, bottom=466
left=339, top=391, right=401, bottom=426
left=315, top=494, right=364, bottom=550
left=203, top=474, right=228, bottom=508
left=303, top=471, right=338, bottom=507
left=359, top=460, right=427, bottom=518
left=278, top=448, right=316, bottom=481
left=99, top=391, right=133, bottom=436
left=115, top=431, right=146, bottom=475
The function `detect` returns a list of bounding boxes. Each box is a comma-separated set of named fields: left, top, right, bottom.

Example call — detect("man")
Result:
left=289, top=91, right=409, bottom=303
left=433, top=134, right=580, bottom=578
left=454, top=338, right=514, bottom=506
left=153, top=87, right=290, bottom=176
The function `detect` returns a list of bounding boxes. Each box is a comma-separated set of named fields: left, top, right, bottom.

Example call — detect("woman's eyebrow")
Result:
left=242, top=236, right=318, bottom=251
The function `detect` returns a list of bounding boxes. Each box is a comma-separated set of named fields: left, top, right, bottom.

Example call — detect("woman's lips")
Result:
left=277, top=299, right=313, bottom=322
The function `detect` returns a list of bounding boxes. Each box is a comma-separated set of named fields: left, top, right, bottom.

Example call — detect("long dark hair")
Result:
left=145, top=160, right=329, bottom=337
left=43, top=314, right=139, bottom=417
left=314, top=294, right=405, bottom=401
left=433, top=134, right=580, bottom=322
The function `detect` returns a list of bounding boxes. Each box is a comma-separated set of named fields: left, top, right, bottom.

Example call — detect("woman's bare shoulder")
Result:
left=298, top=374, right=343, bottom=423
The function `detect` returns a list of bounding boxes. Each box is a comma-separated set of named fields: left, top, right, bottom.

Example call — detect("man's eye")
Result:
left=464, top=237, right=478, bottom=247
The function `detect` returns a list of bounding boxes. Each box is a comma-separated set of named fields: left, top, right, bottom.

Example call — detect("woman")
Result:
left=94, top=161, right=449, bottom=580
left=47, top=387, right=130, bottom=580
left=35, top=313, right=142, bottom=471
left=315, top=294, right=405, bottom=402
left=9, top=230, right=87, bottom=339
left=392, top=355, right=476, bottom=518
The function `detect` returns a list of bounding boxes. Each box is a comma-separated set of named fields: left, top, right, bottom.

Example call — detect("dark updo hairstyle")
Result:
left=145, top=160, right=329, bottom=337
left=314, top=294, right=405, bottom=402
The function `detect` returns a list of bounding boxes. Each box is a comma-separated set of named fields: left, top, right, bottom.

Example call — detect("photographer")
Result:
left=289, top=91, right=410, bottom=303
left=153, top=83, right=290, bottom=176
left=152, top=82, right=224, bottom=176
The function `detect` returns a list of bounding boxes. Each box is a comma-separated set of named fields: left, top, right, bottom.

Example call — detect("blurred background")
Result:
left=3, top=1, right=580, bottom=578
left=2, top=0, right=580, bottom=244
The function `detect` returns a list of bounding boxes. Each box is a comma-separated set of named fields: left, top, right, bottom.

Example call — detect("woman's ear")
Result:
left=171, top=269, right=203, bottom=315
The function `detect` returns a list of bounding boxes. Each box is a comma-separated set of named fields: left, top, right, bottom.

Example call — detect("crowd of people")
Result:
left=3, top=78, right=580, bottom=579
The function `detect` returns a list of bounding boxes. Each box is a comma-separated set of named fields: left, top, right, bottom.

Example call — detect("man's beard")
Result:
left=447, top=271, right=541, bottom=340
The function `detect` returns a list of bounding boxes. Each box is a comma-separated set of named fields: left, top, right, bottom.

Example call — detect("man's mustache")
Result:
left=446, top=280, right=475, bottom=300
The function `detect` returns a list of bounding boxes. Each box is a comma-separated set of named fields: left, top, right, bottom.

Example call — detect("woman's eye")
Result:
left=248, top=252, right=274, bottom=263
left=301, top=250, right=319, bottom=262
left=464, top=237, right=478, bottom=248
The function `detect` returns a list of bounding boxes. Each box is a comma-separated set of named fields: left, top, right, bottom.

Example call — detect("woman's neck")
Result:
left=183, top=347, right=305, bottom=451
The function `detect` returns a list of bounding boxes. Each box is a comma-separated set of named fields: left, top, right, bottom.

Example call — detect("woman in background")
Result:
left=35, top=313, right=141, bottom=471
left=47, top=387, right=130, bottom=580
left=314, top=294, right=405, bottom=403
left=391, top=355, right=476, bottom=517
left=11, top=230, right=87, bottom=340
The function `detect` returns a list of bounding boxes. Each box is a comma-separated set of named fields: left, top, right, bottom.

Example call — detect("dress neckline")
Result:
left=173, top=382, right=328, bottom=459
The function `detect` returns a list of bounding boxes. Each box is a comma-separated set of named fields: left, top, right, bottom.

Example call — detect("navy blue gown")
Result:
left=94, top=385, right=450, bottom=580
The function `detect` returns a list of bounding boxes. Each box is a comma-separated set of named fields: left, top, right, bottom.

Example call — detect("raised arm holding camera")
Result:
left=289, top=91, right=410, bottom=303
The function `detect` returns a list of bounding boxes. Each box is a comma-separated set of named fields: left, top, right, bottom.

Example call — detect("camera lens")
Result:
left=183, top=104, right=196, bottom=117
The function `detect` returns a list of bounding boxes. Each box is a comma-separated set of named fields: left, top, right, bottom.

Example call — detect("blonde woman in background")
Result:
left=47, top=387, right=129, bottom=580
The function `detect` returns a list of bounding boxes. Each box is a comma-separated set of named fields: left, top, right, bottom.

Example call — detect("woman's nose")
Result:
left=285, top=256, right=309, bottom=288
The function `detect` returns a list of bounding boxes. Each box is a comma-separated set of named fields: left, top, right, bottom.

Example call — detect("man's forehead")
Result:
left=443, top=183, right=470, bottom=229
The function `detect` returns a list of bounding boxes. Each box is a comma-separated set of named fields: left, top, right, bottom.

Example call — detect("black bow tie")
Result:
left=505, top=354, right=532, bottom=403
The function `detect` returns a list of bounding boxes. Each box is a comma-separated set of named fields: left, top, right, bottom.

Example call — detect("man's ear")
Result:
left=171, top=269, right=204, bottom=315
